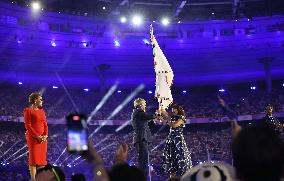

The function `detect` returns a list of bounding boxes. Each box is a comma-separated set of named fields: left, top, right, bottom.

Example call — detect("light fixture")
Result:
left=120, top=17, right=127, bottom=23
left=161, top=18, right=170, bottom=26
left=132, top=15, right=142, bottom=25
left=31, top=1, right=40, bottom=11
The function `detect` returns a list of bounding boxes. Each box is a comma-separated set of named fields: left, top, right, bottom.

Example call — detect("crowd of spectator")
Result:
left=0, top=83, right=284, bottom=180
left=0, top=121, right=234, bottom=180
left=1, top=83, right=284, bottom=120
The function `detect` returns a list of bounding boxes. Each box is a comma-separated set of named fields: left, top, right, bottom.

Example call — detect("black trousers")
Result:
left=134, top=141, right=149, bottom=174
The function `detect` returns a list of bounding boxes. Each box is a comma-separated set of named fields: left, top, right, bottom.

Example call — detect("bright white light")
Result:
left=102, top=6, right=106, bottom=10
left=161, top=18, right=170, bottom=26
left=132, top=15, right=142, bottom=25
left=114, top=40, right=120, bottom=47
left=143, top=39, right=149, bottom=44
left=82, top=41, right=87, bottom=47
left=178, top=21, right=181, bottom=24
left=153, top=20, right=156, bottom=23
left=120, top=17, right=127, bottom=23
left=52, top=86, right=58, bottom=89
left=211, top=12, right=214, bottom=15
left=282, top=83, right=284, bottom=87
left=148, top=90, right=153, bottom=94
left=18, top=82, right=23, bottom=85
left=84, top=88, right=89, bottom=92
left=219, top=89, right=225, bottom=92
left=117, top=90, right=122, bottom=93
left=31, top=2, right=41, bottom=11
left=250, top=86, right=256, bottom=90
left=51, top=40, right=56, bottom=47
left=182, top=90, right=187, bottom=94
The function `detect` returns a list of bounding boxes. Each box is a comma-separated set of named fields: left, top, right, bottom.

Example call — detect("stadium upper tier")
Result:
left=0, top=1, right=284, bottom=87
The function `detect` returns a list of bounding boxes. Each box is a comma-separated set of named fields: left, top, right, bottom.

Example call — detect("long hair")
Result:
left=172, top=104, right=185, bottom=116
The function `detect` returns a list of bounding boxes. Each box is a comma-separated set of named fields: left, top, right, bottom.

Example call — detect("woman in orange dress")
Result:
left=24, top=92, right=48, bottom=181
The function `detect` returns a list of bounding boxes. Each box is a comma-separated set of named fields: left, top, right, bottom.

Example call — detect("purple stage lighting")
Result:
left=114, top=40, right=120, bottom=47
left=219, top=89, right=225, bottom=92
left=18, top=82, right=23, bottom=85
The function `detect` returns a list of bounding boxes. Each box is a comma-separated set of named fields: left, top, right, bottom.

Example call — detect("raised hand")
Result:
left=115, top=143, right=129, bottom=164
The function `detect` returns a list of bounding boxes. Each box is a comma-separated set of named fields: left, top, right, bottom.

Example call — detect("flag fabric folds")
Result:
left=151, top=26, right=174, bottom=110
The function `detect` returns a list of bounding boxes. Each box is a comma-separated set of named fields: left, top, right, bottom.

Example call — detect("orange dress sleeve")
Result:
left=24, top=108, right=40, bottom=138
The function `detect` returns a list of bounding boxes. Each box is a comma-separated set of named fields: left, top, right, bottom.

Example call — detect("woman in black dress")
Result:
left=161, top=104, right=192, bottom=178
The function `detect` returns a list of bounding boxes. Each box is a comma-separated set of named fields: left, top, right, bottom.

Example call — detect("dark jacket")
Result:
left=131, top=109, right=154, bottom=144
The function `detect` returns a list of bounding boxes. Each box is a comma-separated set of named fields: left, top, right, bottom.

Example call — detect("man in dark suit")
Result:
left=263, top=104, right=283, bottom=133
left=131, top=98, right=157, bottom=175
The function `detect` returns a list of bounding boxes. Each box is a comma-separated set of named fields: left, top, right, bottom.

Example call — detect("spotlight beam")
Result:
left=54, top=147, right=67, bottom=165
left=73, top=158, right=86, bottom=167
left=55, top=73, right=80, bottom=113
left=2, top=145, right=27, bottom=163
left=59, top=153, right=73, bottom=166
left=174, top=1, right=187, bottom=17
left=97, top=142, right=116, bottom=153
left=69, top=156, right=81, bottom=165
left=115, top=120, right=131, bottom=132
left=0, top=140, right=4, bottom=149
left=151, top=138, right=166, bottom=152
left=9, top=151, right=29, bottom=163
left=87, top=83, right=118, bottom=124
left=0, top=140, right=21, bottom=160
left=93, top=84, right=145, bottom=133
left=107, top=84, right=144, bottom=120
left=94, top=135, right=112, bottom=147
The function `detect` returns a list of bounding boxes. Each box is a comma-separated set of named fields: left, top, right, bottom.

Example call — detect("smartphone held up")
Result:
left=66, top=114, right=88, bottom=153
